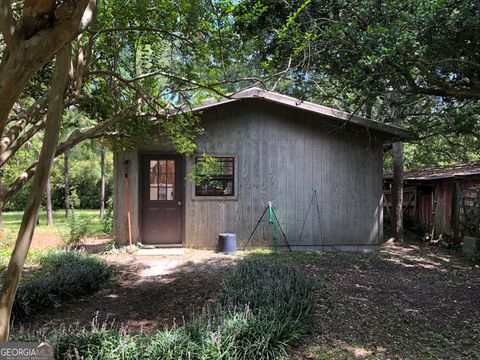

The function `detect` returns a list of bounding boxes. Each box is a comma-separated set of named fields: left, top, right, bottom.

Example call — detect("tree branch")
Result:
left=389, top=61, right=480, bottom=100
left=407, top=83, right=480, bottom=100
left=1, top=94, right=49, bottom=150
left=0, top=0, right=19, bottom=51
left=87, top=69, right=267, bottom=99
left=88, top=26, right=192, bottom=44
left=420, top=58, right=480, bottom=72
left=0, top=115, right=47, bottom=167
left=22, top=0, right=97, bottom=68
left=0, top=111, right=140, bottom=204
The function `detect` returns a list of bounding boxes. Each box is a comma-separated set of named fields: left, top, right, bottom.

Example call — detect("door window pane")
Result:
left=159, top=160, right=167, bottom=175
left=148, top=159, right=175, bottom=201
left=150, top=186, right=158, bottom=201
left=158, top=187, right=167, bottom=200
left=167, top=186, right=175, bottom=200
left=149, top=161, right=159, bottom=200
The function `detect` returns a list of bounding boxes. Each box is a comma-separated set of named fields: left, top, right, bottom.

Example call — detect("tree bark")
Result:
left=0, top=0, right=96, bottom=136
left=0, top=169, right=3, bottom=232
left=64, top=150, right=71, bottom=218
left=0, top=44, right=71, bottom=341
left=45, top=178, right=53, bottom=226
left=0, top=51, right=37, bottom=137
left=390, top=91, right=404, bottom=241
left=100, top=145, right=105, bottom=219
left=391, top=142, right=404, bottom=241
left=0, top=94, right=49, bottom=167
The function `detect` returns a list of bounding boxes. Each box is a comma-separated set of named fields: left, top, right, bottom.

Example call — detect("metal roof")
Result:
left=191, top=87, right=409, bottom=139
left=385, top=162, right=480, bottom=181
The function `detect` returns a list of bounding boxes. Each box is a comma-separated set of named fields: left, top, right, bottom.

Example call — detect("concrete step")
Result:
left=137, top=248, right=185, bottom=256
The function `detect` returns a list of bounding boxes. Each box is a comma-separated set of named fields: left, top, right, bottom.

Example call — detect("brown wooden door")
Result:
left=141, top=155, right=184, bottom=244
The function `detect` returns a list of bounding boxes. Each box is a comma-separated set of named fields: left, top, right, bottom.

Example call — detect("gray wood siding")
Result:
left=113, top=148, right=141, bottom=245
left=113, top=99, right=384, bottom=250
left=185, top=99, right=384, bottom=250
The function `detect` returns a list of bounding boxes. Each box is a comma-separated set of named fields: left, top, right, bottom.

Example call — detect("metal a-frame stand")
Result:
left=298, top=190, right=322, bottom=248
left=243, top=201, right=292, bottom=252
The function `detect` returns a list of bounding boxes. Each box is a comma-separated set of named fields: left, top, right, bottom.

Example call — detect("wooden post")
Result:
left=124, top=161, right=132, bottom=246
left=430, top=186, right=437, bottom=240
left=451, top=180, right=461, bottom=241
left=100, top=145, right=105, bottom=219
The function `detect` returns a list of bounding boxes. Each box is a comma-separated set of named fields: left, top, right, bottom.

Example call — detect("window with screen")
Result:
left=149, top=159, right=175, bottom=201
left=195, top=157, right=234, bottom=196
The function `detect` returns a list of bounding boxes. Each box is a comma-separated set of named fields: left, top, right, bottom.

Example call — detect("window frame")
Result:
left=191, top=155, right=238, bottom=201
left=148, top=159, right=177, bottom=202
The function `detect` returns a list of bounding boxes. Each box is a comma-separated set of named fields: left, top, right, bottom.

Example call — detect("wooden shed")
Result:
left=113, top=88, right=406, bottom=251
left=384, top=162, right=480, bottom=239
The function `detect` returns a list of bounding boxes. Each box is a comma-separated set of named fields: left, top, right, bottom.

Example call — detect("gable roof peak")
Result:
left=192, top=87, right=409, bottom=140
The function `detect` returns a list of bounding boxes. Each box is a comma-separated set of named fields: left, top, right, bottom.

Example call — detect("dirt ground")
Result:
left=288, top=241, right=480, bottom=359
left=21, top=249, right=240, bottom=333
left=18, top=242, right=480, bottom=359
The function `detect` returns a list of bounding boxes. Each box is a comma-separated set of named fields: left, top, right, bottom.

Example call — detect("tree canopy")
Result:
left=0, top=0, right=479, bottom=340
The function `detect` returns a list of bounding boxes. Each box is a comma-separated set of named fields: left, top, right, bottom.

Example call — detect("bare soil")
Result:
left=288, top=241, right=480, bottom=359
left=29, top=232, right=62, bottom=250
left=17, top=242, right=480, bottom=359
left=21, top=249, right=240, bottom=333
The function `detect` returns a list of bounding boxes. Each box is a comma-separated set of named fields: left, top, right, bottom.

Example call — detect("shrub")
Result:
left=0, top=231, right=15, bottom=259
left=62, top=211, right=90, bottom=246
left=471, top=250, right=480, bottom=265
left=12, top=257, right=314, bottom=360
left=12, top=251, right=111, bottom=320
left=140, top=327, right=199, bottom=360
left=220, top=258, right=314, bottom=323
left=204, top=258, right=315, bottom=359
left=101, top=241, right=140, bottom=255
left=101, top=197, right=114, bottom=235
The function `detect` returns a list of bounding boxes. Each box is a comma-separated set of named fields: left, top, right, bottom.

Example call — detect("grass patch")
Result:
left=12, top=251, right=112, bottom=320
left=0, top=210, right=106, bottom=263
left=13, top=257, right=314, bottom=359
left=0, top=231, right=47, bottom=264
left=2, top=210, right=105, bottom=236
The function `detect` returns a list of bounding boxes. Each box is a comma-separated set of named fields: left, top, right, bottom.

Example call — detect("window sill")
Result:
left=192, top=195, right=238, bottom=201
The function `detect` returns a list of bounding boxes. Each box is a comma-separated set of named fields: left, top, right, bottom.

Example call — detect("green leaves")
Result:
left=186, top=153, right=225, bottom=185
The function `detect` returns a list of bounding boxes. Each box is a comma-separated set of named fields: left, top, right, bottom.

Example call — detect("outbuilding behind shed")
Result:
left=384, top=162, right=480, bottom=239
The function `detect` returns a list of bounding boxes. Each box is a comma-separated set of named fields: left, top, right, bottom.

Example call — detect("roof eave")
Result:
left=191, top=87, right=410, bottom=140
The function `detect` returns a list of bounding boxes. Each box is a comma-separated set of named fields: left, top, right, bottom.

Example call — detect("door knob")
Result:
left=178, top=201, right=182, bottom=206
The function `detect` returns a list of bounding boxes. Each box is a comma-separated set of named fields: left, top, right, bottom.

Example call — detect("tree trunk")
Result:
left=0, top=169, right=3, bottom=232
left=0, top=52, right=39, bottom=137
left=64, top=150, right=71, bottom=218
left=100, top=145, right=105, bottom=219
left=0, top=45, right=71, bottom=341
left=45, top=178, right=53, bottom=226
left=0, top=0, right=97, bottom=137
left=391, top=142, right=404, bottom=241
left=390, top=91, right=404, bottom=241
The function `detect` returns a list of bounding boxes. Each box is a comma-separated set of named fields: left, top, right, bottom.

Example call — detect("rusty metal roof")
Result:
left=385, top=162, right=480, bottom=181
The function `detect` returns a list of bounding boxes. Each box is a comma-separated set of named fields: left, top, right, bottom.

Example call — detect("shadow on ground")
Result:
left=268, top=241, right=480, bottom=359
left=17, top=250, right=240, bottom=333
left=13, top=243, right=480, bottom=359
